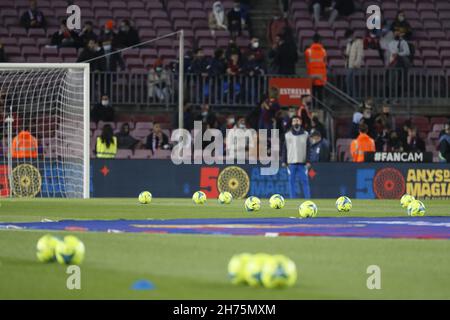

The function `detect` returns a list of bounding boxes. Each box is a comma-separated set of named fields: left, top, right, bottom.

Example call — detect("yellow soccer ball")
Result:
left=269, top=194, right=285, bottom=209
left=299, top=200, right=318, bottom=218
left=336, top=196, right=352, bottom=213
left=400, top=194, right=415, bottom=208
left=55, top=235, right=85, bottom=265
left=407, top=200, right=426, bottom=217
left=244, top=253, right=272, bottom=287
left=138, top=191, right=152, bottom=204
left=36, top=234, right=61, bottom=263
left=228, top=253, right=252, bottom=285
left=261, top=255, right=297, bottom=289
left=218, top=191, right=233, bottom=204
left=192, top=191, right=207, bottom=204
left=244, top=196, right=261, bottom=212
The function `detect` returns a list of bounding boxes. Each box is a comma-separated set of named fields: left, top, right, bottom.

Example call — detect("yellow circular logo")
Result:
left=217, top=166, right=249, bottom=199
left=12, top=164, right=42, bottom=198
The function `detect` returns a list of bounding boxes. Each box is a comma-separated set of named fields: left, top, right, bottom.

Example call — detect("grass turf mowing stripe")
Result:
left=1, top=217, right=450, bottom=240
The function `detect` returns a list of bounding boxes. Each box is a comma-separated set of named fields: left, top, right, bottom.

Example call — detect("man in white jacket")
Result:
left=344, top=29, right=364, bottom=97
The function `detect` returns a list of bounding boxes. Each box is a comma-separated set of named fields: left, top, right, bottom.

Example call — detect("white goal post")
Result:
left=0, top=63, right=90, bottom=198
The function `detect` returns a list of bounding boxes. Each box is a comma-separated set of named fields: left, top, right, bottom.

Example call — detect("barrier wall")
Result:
left=92, top=160, right=450, bottom=199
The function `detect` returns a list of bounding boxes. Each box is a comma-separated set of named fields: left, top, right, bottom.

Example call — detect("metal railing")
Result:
left=90, top=69, right=450, bottom=108
left=328, top=67, right=450, bottom=107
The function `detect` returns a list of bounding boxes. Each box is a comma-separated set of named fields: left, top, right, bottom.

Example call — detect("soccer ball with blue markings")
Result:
left=400, top=194, right=415, bottom=208
left=261, top=255, right=297, bottom=289
left=407, top=200, right=426, bottom=217
left=244, top=196, right=261, bottom=212
left=55, top=235, right=85, bottom=265
left=336, top=196, right=352, bottom=213
left=192, top=191, right=207, bottom=204
left=228, top=253, right=252, bottom=285
left=218, top=191, right=233, bottom=204
left=138, top=191, right=152, bottom=204
left=244, top=253, right=272, bottom=287
left=269, top=194, right=285, bottom=209
left=36, top=234, right=62, bottom=263
left=298, top=201, right=318, bottom=218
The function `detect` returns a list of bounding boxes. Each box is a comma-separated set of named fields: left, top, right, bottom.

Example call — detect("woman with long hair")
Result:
left=96, top=124, right=117, bottom=158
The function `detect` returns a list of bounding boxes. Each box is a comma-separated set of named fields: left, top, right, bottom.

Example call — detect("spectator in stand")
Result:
left=405, top=127, right=425, bottom=153
left=361, top=103, right=375, bottom=137
left=77, top=39, right=106, bottom=72
left=208, top=49, right=227, bottom=76
left=116, top=123, right=140, bottom=150
left=259, top=87, right=280, bottom=130
left=305, top=34, right=327, bottom=104
left=0, top=42, right=7, bottom=62
left=364, top=29, right=385, bottom=63
left=91, top=95, right=115, bottom=123
left=99, top=20, right=125, bottom=71
left=148, top=59, right=171, bottom=102
left=375, top=104, right=394, bottom=131
left=196, top=103, right=217, bottom=129
left=95, top=124, right=117, bottom=159
left=51, top=19, right=80, bottom=48
left=227, top=0, right=245, bottom=38
left=78, top=21, right=98, bottom=47
left=438, top=122, right=450, bottom=162
left=221, top=114, right=236, bottom=136
left=190, top=48, right=209, bottom=75
left=311, top=115, right=327, bottom=139
left=350, top=105, right=364, bottom=138
left=145, top=123, right=169, bottom=153
left=398, top=119, right=412, bottom=148
left=309, top=130, right=330, bottom=162
left=21, top=0, right=47, bottom=31
left=350, top=123, right=375, bottom=162
left=344, top=29, right=364, bottom=97
left=209, top=1, right=228, bottom=37
left=116, top=19, right=140, bottom=48
left=226, top=117, right=257, bottom=159
left=247, top=38, right=265, bottom=66
left=309, top=0, right=355, bottom=25
left=267, top=12, right=291, bottom=47
left=269, top=29, right=299, bottom=75
left=227, top=52, right=242, bottom=76
left=390, top=11, right=412, bottom=41
left=388, top=30, right=411, bottom=69
left=387, top=130, right=404, bottom=152
left=374, top=118, right=389, bottom=151
left=226, top=52, right=243, bottom=101
left=225, top=39, right=241, bottom=60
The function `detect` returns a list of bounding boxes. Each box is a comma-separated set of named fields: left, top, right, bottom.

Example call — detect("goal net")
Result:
left=0, top=63, right=90, bottom=198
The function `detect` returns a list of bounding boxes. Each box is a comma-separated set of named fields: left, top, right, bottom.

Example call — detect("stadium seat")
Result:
left=133, top=150, right=153, bottom=159
left=116, top=149, right=133, bottom=159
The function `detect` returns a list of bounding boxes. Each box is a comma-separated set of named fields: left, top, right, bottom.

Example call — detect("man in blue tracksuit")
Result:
left=282, top=116, right=311, bottom=199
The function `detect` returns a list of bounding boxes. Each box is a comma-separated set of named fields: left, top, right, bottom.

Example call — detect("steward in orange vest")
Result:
left=350, top=123, right=375, bottom=162
left=11, top=130, right=38, bottom=158
left=305, top=34, right=328, bottom=86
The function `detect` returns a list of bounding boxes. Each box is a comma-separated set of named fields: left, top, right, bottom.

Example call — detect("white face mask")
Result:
left=227, top=118, right=235, bottom=125
left=288, top=111, right=296, bottom=118
left=252, top=42, right=259, bottom=49
left=101, top=100, right=109, bottom=106
left=238, top=123, right=246, bottom=129
left=103, top=44, right=112, bottom=51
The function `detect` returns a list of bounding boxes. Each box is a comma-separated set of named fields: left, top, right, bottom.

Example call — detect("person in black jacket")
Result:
left=77, top=39, right=106, bottom=72
left=20, top=0, right=46, bottom=31
left=51, top=20, right=80, bottom=48
left=309, top=130, right=330, bottom=162
left=405, top=126, right=425, bottom=153
left=227, top=1, right=245, bottom=38
left=146, top=123, right=169, bottom=153
left=269, top=29, right=298, bottom=75
left=79, top=21, right=98, bottom=47
left=0, top=42, right=7, bottom=62
left=91, top=95, right=115, bottom=123
left=115, top=19, right=140, bottom=48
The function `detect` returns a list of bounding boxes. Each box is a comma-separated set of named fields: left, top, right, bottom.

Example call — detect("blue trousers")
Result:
left=288, top=164, right=311, bottom=199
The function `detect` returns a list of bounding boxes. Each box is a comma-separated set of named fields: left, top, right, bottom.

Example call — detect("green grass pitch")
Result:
left=0, top=198, right=450, bottom=299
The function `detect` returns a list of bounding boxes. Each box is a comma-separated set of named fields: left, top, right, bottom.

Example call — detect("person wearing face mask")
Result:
left=390, top=11, right=412, bottom=41
left=227, top=0, right=244, bottom=38
left=98, top=20, right=125, bottom=72
left=91, top=95, right=115, bottom=123
left=344, top=29, right=364, bottom=97
left=225, top=117, right=257, bottom=160
left=282, top=116, right=311, bottom=199
left=79, top=21, right=98, bottom=47
left=350, top=123, right=375, bottom=162
left=148, top=59, right=171, bottom=101
left=196, top=103, right=217, bottom=128
left=209, top=1, right=228, bottom=37
left=115, top=19, right=140, bottom=48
